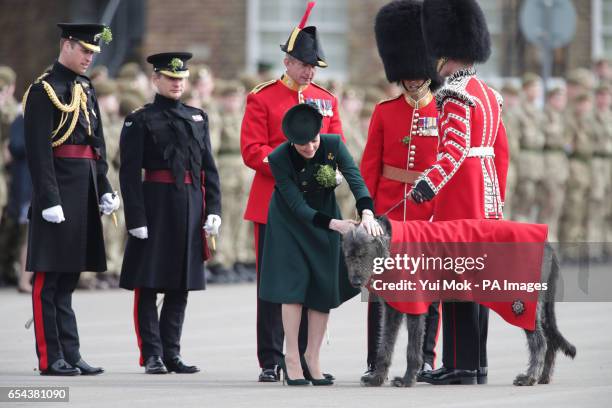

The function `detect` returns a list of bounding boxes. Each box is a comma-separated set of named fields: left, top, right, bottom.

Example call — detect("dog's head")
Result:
left=341, top=216, right=392, bottom=288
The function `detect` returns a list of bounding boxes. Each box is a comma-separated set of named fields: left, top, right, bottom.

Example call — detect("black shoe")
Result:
left=164, top=355, right=200, bottom=374
left=300, top=355, right=333, bottom=385
left=144, top=356, right=168, bottom=374
left=418, top=366, right=477, bottom=385
left=477, top=366, right=488, bottom=384
left=278, top=356, right=310, bottom=386
left=258, top=366, right=280, bottom=382
left=416, top=362, right=433, bottom=382
left=40, top=359, right=81, bottom=376
left=71, top=359, right=104, bottom=375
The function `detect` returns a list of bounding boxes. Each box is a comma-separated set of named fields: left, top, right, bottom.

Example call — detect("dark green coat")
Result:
left=259, top=134, right=373, bottom=312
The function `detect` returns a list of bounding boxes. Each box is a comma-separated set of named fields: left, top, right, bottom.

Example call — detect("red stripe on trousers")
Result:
left=33, top=273, right=48, bottom=371
left=133, top=288, right=144, bottom=366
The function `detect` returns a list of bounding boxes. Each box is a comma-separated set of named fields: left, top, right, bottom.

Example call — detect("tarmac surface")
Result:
left=0, top=282, right=610, bottom=407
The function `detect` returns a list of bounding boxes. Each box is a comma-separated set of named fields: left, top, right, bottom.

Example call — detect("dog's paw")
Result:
left=391, top=376, right=415, bottom=387
left=361, top=373, right=385, bottom=387
left=513, top=374, right=536, bottom=386
left=537, top=375, right=551, bottom=384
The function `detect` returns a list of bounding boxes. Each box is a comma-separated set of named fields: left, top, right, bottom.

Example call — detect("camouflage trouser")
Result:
left=214, top=155, right=254, bottom=267
left=514, top=151, right=545, bottom=222
left=504, top=163, right=518, bottom=220
left=559, top=159, right=591, bottom=260
left=102, top=211, right=126, bottom=277
left=537, top=152, right=569, bottom=242
left=587, top=157, right=612, bottom=259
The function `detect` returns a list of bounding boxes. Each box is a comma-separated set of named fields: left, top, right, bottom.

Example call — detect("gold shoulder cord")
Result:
left=22, top=74, right=92, bottom=147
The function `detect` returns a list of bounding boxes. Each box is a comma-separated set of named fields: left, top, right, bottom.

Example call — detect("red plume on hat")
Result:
left=280, top=2, right=327, bottom=68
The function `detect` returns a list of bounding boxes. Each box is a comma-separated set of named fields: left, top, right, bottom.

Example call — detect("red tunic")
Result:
left=360, top=93, right=438, bottom=221
left=382, top=218, right=548, bottom=331
left=240, top=76, right=343, bottom=224
left=415, top=68, right=509, bottom=221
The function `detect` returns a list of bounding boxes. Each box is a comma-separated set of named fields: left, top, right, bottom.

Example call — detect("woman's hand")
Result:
left=329, top=219, right=357, bottom=235
left=360, top=210, right=383, bottom=237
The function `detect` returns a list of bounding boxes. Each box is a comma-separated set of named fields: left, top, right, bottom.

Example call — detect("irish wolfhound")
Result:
left=341, top=216, right=576, bottom=387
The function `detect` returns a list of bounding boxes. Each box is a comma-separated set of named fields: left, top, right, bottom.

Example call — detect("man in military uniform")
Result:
left=95, top=79, right=124, bottom=285
left=560, top=92, right=595, bottom=261
left=589, top=84, right=612, bottom=259
left=240, top=1, right=342, bottom=382
left=359, top=0, right=443, bottom=381
left=537, top=87, right=569, bottom=242
left=0, top=65, right=20, bottom=286
left=514, top=73, right=546, bottom=222
left=23, top=23, right=119, bottom=376
left=119, top=52, right=221, bottom=374
left=500, top=83, right=522, bottom=220
left=412, top=0, right=509, bottom=385
left=214, top=81, right=255, bottom=281
left=190, top=65, right=221, bottom=156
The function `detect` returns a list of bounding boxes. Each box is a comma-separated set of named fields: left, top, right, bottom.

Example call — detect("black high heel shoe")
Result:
left=279, top=357, right=309, bottom=386
left=300, top=355, right=333, bottom=386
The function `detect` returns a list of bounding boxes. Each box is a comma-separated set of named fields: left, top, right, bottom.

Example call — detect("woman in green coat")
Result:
left=259, top=103, right=382, bottom=385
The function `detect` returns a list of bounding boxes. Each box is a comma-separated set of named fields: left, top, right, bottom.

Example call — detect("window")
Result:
left=479, top=0, right=504, bottom=78
left=593, top=0, right=612, bottom=59
left=246, top=0, right=348, bottom=80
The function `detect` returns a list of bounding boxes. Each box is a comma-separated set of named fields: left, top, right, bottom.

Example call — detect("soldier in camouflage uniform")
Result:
left=190, top=65, right=220, bottom=156
left=560, top=92, right=595, bottom=261
left=537, top=87, right=569, bottom=243
left=514, top=73, right=546, bottom=222
left=97, top=79, right=124, bottom=284
left=589, top=84, right=612, bottom=259
left=500, top=83, right=522, bottom=220
left=0, top=66, right=21, bottom=286
left=0, top=66, right=19, bottom=208
left=212, top=81, right=255, bottom=281
left=336, top=86, right=366, bottom=219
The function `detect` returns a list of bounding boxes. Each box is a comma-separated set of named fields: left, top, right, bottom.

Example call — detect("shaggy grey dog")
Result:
left=341, top=216, right=576, bottom=387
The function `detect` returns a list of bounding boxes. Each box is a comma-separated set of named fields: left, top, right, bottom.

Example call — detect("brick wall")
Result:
left=0, top=0, right=72, bottom=96
left=346, top=0, right=387, bottom=84
left=143, top=0, right=247, bottom=79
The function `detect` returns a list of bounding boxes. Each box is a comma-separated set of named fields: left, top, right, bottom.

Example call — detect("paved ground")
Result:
left=0, top=282, right=610, bottom=408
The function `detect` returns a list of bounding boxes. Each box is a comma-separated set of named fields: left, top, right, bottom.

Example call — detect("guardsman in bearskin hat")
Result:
left=410, top=0, right=509, bottom=385
left=119, top=52, right=221, bottom=374
left=240, top=1, right=341, bottom=382
left=23, top=23, right=119, bottom=375
left=359, top=0, right=442, bottom=382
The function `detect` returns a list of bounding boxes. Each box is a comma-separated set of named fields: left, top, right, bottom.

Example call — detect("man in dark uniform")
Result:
left=119, top=52, right=221, bottom=374
left=24, top=23, right=119, bottom=376
left=240, top=1, right=341, bottom=382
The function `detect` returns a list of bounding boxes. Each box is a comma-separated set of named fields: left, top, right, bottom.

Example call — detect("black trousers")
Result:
left=367, top=299, right=441, bottom=369
left=32, top=271, right=81, bottom=371
left=441, top=302, right=489, bottom=370
left=133, top=288, right=188, bottom=365
left=255, top=223, right=308, bottom=368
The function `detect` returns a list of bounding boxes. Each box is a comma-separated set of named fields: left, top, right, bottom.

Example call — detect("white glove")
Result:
left=99, top=192, right=120, bottom=215
left=335, top=169, right=344, bottom=186
left=360, top=209, right=383, bottom=237
left=203, top=214, right=222, bottom=236
left=42, top=205, right=65, bottom=223
left=129, top=226, right=148, bottom=239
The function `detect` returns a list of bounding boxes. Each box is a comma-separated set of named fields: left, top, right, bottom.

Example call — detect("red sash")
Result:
left=53, top=144, right=99, bottom=159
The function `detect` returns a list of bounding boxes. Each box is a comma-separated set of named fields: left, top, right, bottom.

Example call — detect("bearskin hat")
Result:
left=421, top=0, right=491, bottom=63
left=375, top=0, right=442, bottom=89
